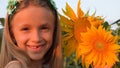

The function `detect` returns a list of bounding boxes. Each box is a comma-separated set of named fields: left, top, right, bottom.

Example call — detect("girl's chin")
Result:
left=28, top=53, right=44, bottom=61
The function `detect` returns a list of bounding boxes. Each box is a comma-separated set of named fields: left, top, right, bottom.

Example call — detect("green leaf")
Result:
left=102, top=21, right=110, bottom=30
left=117, top=22, right=120, bottom=26
left=0, top=18, right=5, bottom=26
left=113, top=62, right=120, bottom=68
left=0, top=28, right=3, bottom=51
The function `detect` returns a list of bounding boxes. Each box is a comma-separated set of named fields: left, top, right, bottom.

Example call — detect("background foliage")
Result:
left=0, top=18, right=4, bottom=51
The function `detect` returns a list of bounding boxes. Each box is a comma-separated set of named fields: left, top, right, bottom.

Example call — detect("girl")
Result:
left=0, top=0, right=63, bottom=68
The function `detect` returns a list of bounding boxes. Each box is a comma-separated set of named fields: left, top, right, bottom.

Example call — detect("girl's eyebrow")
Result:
left=17, top=23, right=31, bottom=27
left=17, top=22, right=52, bottom=28
left=41, top=23, right=49, bottom=26
left=40, top=22, right=52, bottom=26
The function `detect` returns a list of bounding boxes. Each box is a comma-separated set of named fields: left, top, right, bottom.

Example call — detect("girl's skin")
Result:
left=10, top=5, right=55, bottom=68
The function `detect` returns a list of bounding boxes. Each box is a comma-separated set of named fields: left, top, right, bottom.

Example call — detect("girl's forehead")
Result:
left=11, top=5, right=55, bottom=27
left=16, top=5, right=53, bottom=16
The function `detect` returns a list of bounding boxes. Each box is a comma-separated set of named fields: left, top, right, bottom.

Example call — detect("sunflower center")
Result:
left=96, top=42, right=103, bottom=49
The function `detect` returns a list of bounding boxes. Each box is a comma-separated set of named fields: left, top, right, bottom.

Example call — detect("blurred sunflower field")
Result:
left=0, top=0, right=120, bottom=68
left=59, top=0, right=120, bottom=68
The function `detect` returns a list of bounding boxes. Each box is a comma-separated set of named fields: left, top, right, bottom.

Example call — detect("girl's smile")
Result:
left=27, top=41, right=46, bottom=52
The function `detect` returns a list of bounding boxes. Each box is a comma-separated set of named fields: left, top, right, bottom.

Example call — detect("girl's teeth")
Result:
left=30, top=46, right=39, bottom=48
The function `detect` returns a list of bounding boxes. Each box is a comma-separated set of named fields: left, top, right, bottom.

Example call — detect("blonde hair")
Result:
left=0, top=0, right=63, bottom=68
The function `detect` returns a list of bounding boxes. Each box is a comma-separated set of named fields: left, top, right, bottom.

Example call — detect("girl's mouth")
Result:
left=28, top=45, right=41, bottom=49
left=27, top=45, right=43, bottom=52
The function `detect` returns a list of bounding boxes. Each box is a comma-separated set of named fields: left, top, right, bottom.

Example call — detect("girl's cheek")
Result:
left=42, top=32, right=53, bottom=40
left=16, top=33, right=30, bottom=45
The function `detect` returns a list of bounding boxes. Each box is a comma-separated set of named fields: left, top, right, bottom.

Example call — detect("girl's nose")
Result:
left=31, top=30, right=43, bottom=43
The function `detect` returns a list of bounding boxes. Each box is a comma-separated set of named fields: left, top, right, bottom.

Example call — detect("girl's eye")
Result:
left=21, top=27, right=29, bottom=31
left=41, top=27, right=49, bottom=31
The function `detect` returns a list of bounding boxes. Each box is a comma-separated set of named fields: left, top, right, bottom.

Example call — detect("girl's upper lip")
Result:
left=27, top=41, right=46, bottom=47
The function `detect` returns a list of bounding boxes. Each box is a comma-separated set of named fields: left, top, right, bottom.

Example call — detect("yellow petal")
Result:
left=63, top=37, right=78, bottom=57
left=63, top=33, right=73, bottom=41
left=62, top=27, right=72, bottom=33
left=59, top=14, right=74, bottom=26
left=77, top=0, right=84, bottom=18
left=62, top=3, right=77, bottom=21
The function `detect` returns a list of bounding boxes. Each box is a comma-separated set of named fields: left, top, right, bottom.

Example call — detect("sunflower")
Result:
left=87, top=16, right=104, bottom=28
left=60, top=0, right=91, bottom=57
left=85, top=11, right=104, bottom=28
left=77, top=25, right=120, bottom=68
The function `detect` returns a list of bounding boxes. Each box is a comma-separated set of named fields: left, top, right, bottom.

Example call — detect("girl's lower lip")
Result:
left=27, top=45, right=43, bottom=52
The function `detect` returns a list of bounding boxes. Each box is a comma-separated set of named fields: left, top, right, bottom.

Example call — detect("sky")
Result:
left=0, top=0, right=120, bottom=24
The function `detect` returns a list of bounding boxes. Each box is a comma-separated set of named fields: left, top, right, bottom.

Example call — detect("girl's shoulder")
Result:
left=5, top=61, right=22, bottom=68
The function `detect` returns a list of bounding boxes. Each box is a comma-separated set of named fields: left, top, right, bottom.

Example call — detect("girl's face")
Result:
left=11, top=5, right=55, bottom=61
